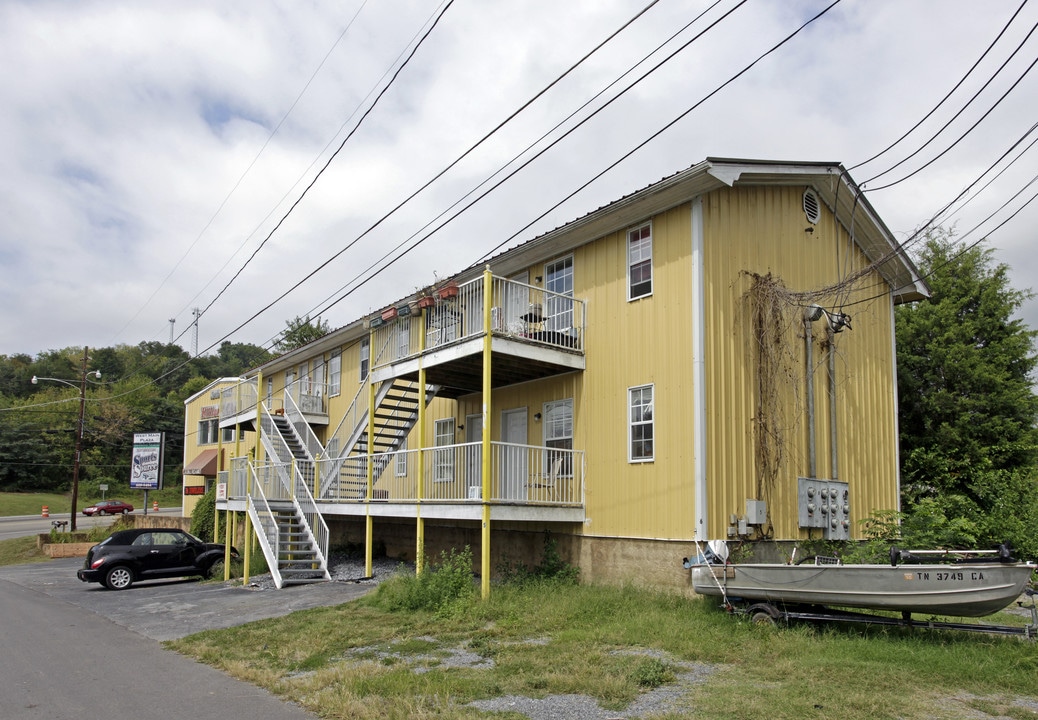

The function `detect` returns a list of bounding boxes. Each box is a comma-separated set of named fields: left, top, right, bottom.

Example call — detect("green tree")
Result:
left=274, top=315, right=330, bottom=353
left=896, top=230, right=1038, bottom=554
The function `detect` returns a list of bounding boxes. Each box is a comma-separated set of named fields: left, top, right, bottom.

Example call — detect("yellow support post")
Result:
left=416, top=312, right=427, bottom=576
left=365, top=360, right=375, bottom=578
left=480, top=267, right=493, bottom=599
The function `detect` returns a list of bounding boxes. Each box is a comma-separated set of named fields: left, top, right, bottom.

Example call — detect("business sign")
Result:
left=130, top=432, right=164, bottom=490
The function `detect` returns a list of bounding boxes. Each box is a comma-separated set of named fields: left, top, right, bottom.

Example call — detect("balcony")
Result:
left=369, top=274, right=586, bottom=398
left=224, top=442, right=584, bottom=524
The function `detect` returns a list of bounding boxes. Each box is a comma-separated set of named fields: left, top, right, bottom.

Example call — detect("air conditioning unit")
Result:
left=468, top=486, right=482, bottom=500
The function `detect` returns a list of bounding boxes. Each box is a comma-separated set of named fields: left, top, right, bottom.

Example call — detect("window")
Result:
left=543, top=399, right=573, bottom=477
left=629, top=384, right=654, bottom=462
left=396, top=437, right=408, bottom=477
left=328, top=349, right=341, bottom=396
left=221, top=426, right=237, bottom=444
left=397, top=322, right=410, bottom=358
left=298, top=362, right=310, bottom=394
left=433, top=418, right=455, bottom=482
left=359, top=338, right=370, bottom=381
left=312, top=357, right=326, bottom=396
left=628, top=223, right=652, bottom=299
left=197, top=418, right=218, bottom=445
left=545, top=256, right=574, bottom=332
left=265, top=377, right=273, bottom=407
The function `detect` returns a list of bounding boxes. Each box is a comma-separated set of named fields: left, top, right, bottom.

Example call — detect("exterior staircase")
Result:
left=254, top=405, right=330, bottom=587
left=321, top=380, right=440, bottom=499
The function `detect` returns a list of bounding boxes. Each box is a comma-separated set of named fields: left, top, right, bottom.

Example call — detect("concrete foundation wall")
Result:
left=326, top=518, right=698, bottom=594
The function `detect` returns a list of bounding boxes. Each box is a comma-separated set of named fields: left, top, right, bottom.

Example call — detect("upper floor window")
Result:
left=629, top=384, right=654, bottom=462
left=197, top=418, right=218, bottom=445
left=545, top=256, right=574, bottom=332
left=328, top=349, right=342, bottom=397
left=628, top=223, right=652, bottom=299
left=359, top=338, right=370, bottom=381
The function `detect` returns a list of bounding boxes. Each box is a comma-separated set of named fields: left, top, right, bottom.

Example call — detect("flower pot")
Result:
left=381, top=307, right=398, bottom=321
left=437, top=283, right=459, bottom=300
left=417, top=296, right=436, bottom=309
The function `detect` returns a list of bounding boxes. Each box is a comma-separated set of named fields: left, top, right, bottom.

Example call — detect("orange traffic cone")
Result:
left=42, top=505, right=49, bottom=518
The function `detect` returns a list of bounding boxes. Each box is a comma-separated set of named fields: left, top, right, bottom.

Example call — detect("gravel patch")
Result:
left=244, top=554, right=413, bottom=591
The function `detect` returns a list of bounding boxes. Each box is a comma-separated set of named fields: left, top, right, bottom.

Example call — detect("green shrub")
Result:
left=190, top=485, right=217, bottom=542
left=371, top=546, right=476, bottom=614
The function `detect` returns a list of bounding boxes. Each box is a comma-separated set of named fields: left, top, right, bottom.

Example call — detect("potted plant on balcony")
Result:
left=436, top=281, right=459, bottom=300
left=381, top=306, right=398, bottom=321
left=416, top=286, right=436, bottom=309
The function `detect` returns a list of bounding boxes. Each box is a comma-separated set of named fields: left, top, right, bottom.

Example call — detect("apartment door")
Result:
left=500, top=408, right=528, bottom=500
left=465, top=414, right=482, bottom=498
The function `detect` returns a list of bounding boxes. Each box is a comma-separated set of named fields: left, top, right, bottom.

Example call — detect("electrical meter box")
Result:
left=797, top=477, right=850, bottom=540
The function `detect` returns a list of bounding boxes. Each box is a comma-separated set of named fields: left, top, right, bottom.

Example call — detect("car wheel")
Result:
left=104, top=565, right=133, bottom=591
left=121, top=508, right=130, bottom=514
left=98, top=509, right=107, bottom=516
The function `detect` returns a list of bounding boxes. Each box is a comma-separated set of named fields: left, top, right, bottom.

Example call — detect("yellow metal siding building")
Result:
left=209, top=158, right=927, bottom=591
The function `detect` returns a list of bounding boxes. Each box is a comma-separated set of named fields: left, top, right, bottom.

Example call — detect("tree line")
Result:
left=1, top=239, right=1036, bottom=556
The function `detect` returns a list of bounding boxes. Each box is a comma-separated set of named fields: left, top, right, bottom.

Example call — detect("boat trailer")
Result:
left=728, top=588, right=1037, bottom=640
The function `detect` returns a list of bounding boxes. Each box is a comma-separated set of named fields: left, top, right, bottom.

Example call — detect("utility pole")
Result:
left=192, top=308, right=200, bottom=357
left=169, top=318, right=175, bottom=344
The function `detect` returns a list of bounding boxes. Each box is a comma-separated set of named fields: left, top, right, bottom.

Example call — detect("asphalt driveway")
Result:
left=0, top=556, right=378, bottom=641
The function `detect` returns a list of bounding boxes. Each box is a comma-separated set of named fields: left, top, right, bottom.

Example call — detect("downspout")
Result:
left=804, top=315, right=816, bottom=479
left=480, top=266, right=493, bottom=599
left=828, top=327, right=838, bottom=480
left=691, top=198, right=708, bottom=541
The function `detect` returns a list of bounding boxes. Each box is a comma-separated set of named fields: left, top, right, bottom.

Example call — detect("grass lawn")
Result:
left=0, top=488, right=184, bottom=517
left=168, top=569, right=1038, bottom=720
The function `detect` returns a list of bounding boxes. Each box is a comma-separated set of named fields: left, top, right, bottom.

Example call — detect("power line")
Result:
left=189, top=0, right=456, bottom=340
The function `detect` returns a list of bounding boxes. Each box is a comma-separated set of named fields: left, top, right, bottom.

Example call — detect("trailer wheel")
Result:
left=748, top=603, right=780, bottom=626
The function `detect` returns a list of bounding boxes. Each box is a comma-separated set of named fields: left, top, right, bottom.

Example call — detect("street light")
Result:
left=32, top=346, right=101, bottom=532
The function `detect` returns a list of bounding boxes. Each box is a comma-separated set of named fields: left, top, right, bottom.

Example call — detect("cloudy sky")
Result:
left=2, top=0, right=1036, bottom=359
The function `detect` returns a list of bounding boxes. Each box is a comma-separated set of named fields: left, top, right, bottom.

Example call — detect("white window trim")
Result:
left=395, top=437, right=408, bottom=477
left=543, top=398, right=574, bottom=478
left=359, top=338, right=370, bottom=382
left=627, top=221, right=653, bottom=301
left=433, top=418, right=455, bottom=483
left=629, top=383, right=654, bottom=463
left=328, top=349, right=342, bottom=397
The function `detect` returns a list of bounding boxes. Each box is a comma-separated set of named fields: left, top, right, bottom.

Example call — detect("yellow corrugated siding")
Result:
left=577, top=205, right=697, bottom=539
left=701, top=185, right=899, bottom=539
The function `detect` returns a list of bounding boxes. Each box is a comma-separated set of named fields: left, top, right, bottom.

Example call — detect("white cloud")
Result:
left=1, top=0, right=1036, bottom=360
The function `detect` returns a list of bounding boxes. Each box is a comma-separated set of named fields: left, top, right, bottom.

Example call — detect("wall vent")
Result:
left=803, top=188, right=820, bottom=224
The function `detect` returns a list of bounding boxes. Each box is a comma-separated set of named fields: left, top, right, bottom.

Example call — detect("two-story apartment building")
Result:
left=207, top=158, right=928, bottom=593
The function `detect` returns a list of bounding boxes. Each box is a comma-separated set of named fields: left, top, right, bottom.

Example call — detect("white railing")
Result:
left=313, top=442, right=583, bottom=505
left=283, top=390, right=324, bottom=463
left=245, top=467, right=284, bottom=589
left=371, top=274, right=586, bottom=371
left=286, top=460, right=330, bottom=576
left=220, top=379, right=257, bottom=421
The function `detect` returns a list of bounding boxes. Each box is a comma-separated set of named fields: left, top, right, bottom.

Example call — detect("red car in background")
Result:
left=82, top=500, right=134, bottom=516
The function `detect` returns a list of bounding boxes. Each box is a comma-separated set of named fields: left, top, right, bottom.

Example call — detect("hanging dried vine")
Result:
left=744, top=272, right=799, bottom=508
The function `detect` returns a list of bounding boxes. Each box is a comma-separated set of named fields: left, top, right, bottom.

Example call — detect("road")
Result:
left=0, top=508, right=176, bottom=541
left=0, top=557, right=376, bottom=719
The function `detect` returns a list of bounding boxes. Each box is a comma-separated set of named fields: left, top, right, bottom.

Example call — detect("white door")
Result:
left=500, top=408, right=528, bottom=500
left=465, top=414, right=483, bottom=498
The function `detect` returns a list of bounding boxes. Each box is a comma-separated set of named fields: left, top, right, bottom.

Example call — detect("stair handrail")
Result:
left=258, top=403, right=304, bottom=498
left=323, top=330, right=396, bottom=463
left=245, top=463, right=285, bottom=589
left=282, top=389, right=325, bottom=462
left=286, top=460, right=330, bottom=580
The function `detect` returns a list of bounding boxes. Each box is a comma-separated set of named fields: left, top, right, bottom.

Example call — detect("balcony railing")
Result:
left=220, top=380, right=257, bottom=422
left=371, top=274, right=585, bottom=371
left=311, top=441, right=583, bottom=505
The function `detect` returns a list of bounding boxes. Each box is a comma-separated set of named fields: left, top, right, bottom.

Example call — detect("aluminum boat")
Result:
left=687, top=544, right=1035, bottom=618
